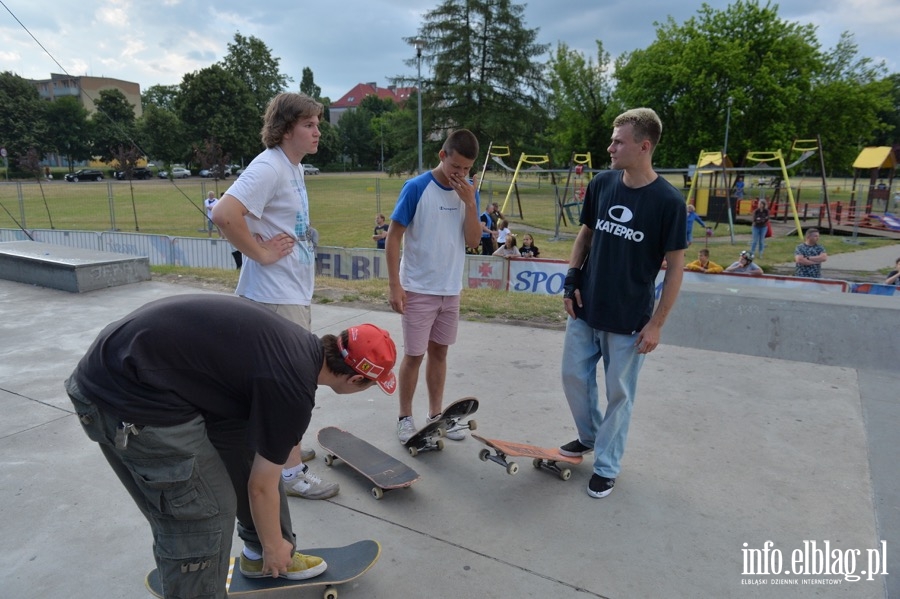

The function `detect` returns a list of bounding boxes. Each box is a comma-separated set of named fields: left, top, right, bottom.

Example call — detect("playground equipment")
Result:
left=558, top=153, right=593, bottom=226
left=686, top=138, right=822, bottom=241
left=846, top=146, right=898, bottom=240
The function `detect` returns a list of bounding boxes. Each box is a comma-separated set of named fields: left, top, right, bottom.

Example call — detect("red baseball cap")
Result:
left=337, top=324, right=397, bottom=395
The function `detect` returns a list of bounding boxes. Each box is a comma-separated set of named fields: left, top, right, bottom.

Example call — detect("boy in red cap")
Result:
left=64, top=294, right=396, bottom=599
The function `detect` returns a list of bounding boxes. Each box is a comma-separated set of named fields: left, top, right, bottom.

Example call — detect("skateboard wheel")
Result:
left=435, top=439, right=445, bottom=451
left=479, top=449, right=490, bottom=462
left=324, top=587, right=338, bottom=599
left=560, top=468, right=572, bottom=481
left=408, top=446, right=419, bottom=457
left=371, top=487, right=384, bottom=500
left=506, top=461, right=519, bottom=475
left=532, top=458, right=542, bottom=469
left=435, top=427, right=446, bottom=438
left=467, top=419, right=477, bottom=431
left=324, top=454, right=335, bottom=467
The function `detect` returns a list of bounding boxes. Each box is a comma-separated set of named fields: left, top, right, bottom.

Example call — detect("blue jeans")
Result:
left=750, top=225, right=766, bottom=257
left=561, top=317, right=645, bottom=478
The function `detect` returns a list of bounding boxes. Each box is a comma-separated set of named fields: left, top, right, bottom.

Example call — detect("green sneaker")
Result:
left=239, top=551, right=327, bottom=580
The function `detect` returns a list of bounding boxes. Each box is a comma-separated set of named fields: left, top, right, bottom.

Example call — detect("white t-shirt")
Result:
left=224, top=147, right=315, bottom=305
left=204, top=197, right=217, bottom=218
left=390, top=171, right=478, bottom=296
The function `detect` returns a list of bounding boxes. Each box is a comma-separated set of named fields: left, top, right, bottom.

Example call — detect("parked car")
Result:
left=64, top=169, right=104, bottom=182
left=114, top=167, right=153, bottom=180
left=199, top=165, right=231, bottom=178
left=302, top=163, right=320, bottom=175
left=159, top=167, right=191, bottom=179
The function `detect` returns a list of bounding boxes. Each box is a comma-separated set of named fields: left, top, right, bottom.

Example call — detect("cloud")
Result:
left=1, top=0, right=895, bottom=100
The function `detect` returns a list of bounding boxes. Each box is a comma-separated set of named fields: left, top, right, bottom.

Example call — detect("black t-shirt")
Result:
left=519, top=245, right=540, bottom=257
left=576, top=171, right=687, bottom=334
left=374, top=224, right=389, bottom=249
left=72, top=294, right=322, bottom=464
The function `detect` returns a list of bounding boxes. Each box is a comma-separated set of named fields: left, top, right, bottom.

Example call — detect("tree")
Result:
left=610, top=1, right=890, bottom=174
left=90, top=88, right=137, bottom=164
left=142, top=84, right=181, bottom=112
left=805, top=33, right=892, bottom=174
left=44, top=96, right=92, bottom=166
left=177, top=65, right=260, bottom=166
left=0, top=71, right=48, bottom=164
left=337, top=105, right=376, bottom=170
left=411, top=0, right=550, bottom=163
left=138, top=104, right=189, bottom=166
left=544, top=41, right=614, bottom=166
left=219, top=32, right=292, bottom=114
left=871, top=73, right=900, bottom=147
left=299, top=67, right=321, bottom=100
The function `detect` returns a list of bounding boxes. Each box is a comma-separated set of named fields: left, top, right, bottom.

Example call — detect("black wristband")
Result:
left=563, top=267, right=581, bottom=300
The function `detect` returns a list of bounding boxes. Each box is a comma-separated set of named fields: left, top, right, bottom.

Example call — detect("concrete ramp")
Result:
left=0, top=240, right=150, bottom=293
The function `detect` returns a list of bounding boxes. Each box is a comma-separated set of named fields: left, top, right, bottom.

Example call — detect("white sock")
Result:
left=243, top=547, right=262, bottom=560
left=282, top=463, right=306, bottom=481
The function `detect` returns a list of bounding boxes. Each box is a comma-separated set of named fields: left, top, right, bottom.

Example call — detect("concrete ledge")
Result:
left=0, top=241, right=150, bottom=293
left=665, top=283, right=900, bottom=371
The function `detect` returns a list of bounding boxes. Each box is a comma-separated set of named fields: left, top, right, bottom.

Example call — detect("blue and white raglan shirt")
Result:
left=390, top=171, right=479, bottom=296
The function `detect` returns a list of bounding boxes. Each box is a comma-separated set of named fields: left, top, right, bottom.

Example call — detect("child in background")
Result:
left=519, top=233, right=540, bottom=258
left=496, top=219, right=511, bottom=248
left=493, top=233, right=519, bottom=257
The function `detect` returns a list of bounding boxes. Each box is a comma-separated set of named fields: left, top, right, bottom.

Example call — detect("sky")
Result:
left=1, top=0, right=898, bottom=102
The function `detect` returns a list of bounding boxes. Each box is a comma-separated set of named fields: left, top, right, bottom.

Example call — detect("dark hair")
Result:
left=261, top=93, right=323, bottom=148
left=442, top=129, right=479, bottom=160
left=321, top=332, right=356, bottom=377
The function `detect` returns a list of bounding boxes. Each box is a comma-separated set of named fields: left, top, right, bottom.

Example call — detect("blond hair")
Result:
left=613, top=108, right=662, bottom=148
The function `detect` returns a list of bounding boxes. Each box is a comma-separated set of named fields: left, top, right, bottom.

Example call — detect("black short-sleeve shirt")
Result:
left=72, top=294, right=322, bottom=464
left=576, top=171, right=687, bottom=334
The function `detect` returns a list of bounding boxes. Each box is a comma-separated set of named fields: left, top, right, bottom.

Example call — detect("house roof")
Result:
left=331, top=82, right=416, bottom=109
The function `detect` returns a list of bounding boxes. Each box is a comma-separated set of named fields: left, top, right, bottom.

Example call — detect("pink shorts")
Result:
left=401, top=292, right=461, bottom=356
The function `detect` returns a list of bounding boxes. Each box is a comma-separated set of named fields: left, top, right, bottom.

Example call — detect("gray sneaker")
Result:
left=398, top=416, right=417, bottom=444
left=300, top=446, right=316, bottom=462
left=427, top=412, right=465, bottom=441
left=284, top=465, right=339, bottom=500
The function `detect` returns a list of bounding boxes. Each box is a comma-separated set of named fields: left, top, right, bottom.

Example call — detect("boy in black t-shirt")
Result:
left=559, top=108, right=686, bottom=499
left=65, top=294, right=397, bottom=598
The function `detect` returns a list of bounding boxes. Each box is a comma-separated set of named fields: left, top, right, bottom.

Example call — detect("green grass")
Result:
left=5, top=172, right=897, bottom=282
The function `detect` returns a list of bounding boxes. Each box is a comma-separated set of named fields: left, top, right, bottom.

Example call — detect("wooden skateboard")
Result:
left=317, top=426, right=419, bottom=499
left=146, top=539, right=380, bottom=599
left=472, top=434, right=583, bottom=480
left=403, top=396, right=479, bottom=457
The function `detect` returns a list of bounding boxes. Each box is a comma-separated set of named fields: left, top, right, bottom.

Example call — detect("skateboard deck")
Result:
left=146, top=539, right=380, bottom=599
left=317, top=426, right=419, bottom=499
left=403, top=396, right=479, bottom=456
left=472, top=434, right=582, bottom=480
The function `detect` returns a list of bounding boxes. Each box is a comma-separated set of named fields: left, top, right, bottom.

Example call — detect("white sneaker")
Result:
left=427, top=412, right=466, bottom=441
left=283, top=465, right=339, bottom=500
left=398, top=416, right=417, bottom=444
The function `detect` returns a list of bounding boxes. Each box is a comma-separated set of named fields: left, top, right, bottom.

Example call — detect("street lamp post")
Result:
left=413, top=39, right=425, bottom=174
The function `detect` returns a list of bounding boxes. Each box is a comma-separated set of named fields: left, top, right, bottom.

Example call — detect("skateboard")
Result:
left=146, top=539, right=380, bottom=599
left=317, top=426, right=419, bottom=499
left=403, top=396, right=479, bottom=457
left=472, top=434, right=583, bottom=480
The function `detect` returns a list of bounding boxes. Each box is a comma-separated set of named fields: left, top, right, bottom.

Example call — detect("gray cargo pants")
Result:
left=65, top=376, right=295, bottom=599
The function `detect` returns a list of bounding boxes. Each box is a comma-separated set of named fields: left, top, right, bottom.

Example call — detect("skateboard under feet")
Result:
left=473, top=434, right=583, bottom=480
left=403, top=396, right=479, bottom=456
